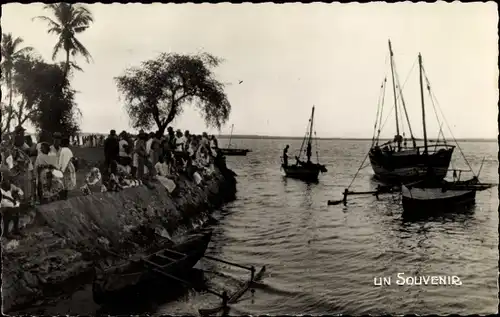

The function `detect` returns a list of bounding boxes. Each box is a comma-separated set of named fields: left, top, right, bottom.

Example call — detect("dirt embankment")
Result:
left=1, top=165, right=237, bottom=313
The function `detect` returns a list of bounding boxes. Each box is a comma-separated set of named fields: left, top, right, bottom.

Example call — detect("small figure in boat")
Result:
left=393, top=134, right=403, bottom=150
left=282, top=145, right=289, bottom=167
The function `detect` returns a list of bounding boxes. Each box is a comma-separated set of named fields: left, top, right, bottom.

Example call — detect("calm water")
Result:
left=159, top=139, right=499, bottom=315
left=17, top=139, right=499, bottom=315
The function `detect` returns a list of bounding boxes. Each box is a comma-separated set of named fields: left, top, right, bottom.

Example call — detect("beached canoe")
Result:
left=92, top=229, right=213, bottom=304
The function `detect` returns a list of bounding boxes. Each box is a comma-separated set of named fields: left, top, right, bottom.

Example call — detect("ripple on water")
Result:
left=157, top=140, right=499, bottom=315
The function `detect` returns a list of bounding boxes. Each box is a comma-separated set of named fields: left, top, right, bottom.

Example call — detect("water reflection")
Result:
left=301, top=183, right=314, bottom=209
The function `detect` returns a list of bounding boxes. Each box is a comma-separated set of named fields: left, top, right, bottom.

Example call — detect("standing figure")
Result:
left=282, top=145, right=290, bottom=167
left=104, top=130, right=120, bottom=172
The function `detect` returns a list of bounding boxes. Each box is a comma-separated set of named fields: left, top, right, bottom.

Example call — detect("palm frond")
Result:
left=52, top=38, right=65, bottom=61
left=13, top=46, right=34, bottom=57
left=70, top=62, right=83, bottom=72
left=11, top=37, right=24, bottom=49
left=73, top=26, right=88, bottom=33
left=70, top=9, right=94, bottom=29
left=72, top=37, right=93, bottom=63
left=32, top=15, right=61, bottom=31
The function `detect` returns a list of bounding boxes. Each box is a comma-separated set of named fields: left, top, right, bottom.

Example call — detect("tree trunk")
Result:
left=5, top=73, right=14, bottom=132
left=157, top=123, right=167, bottom=136
left=56, top=49, right=71, bottom=97
left=64, top=49, right=70, bottom=79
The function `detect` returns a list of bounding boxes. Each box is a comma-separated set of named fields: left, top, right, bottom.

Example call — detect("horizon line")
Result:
left=72, top=132, right=496, bottom=142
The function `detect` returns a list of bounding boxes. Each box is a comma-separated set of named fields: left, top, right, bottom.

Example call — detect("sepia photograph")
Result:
left=1, top=2, right=498, bottom=316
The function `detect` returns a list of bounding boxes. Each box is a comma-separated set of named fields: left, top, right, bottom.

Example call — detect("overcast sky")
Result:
left=2, top=2, right=498, bottom=138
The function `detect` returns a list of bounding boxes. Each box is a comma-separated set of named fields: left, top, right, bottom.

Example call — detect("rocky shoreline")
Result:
left=1, top=167, right=237, bottom=313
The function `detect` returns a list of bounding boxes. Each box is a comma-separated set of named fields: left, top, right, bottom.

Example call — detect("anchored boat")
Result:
left=369, top=40, right=454, bottom=184
left=281, top=106, right=327, bottom=182
left=401, top=181, right=477, bottom=216
left=328, top=48, right=496, bottom=216
left=399, top=54, right=494, bottom=217
left=220, top=124, right=251, bottom=156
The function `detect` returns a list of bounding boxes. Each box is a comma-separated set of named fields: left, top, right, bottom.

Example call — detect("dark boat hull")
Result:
left=220, top=148, right=250, bottom=156
left=92, top=229, right=213, bottom=304
left=282, top=164, right=324, bottom=182
left=401, top=185, right=476, bottom=218
left=369, top=147, right=454, bottom=184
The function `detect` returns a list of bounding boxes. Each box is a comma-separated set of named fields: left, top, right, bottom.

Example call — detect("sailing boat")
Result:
left=399, top=53, right=494, bottom=217
left=328, top=45, right=496, bottom=213
left=281, top=106, right=327, bottom=182
left=219, top=124, right=251, bottom=156
left=369, top=40, right=454, bottom=184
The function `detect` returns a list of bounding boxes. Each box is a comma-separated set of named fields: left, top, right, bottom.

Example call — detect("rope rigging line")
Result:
left=297, top=117, right=310, bottom=160
left=424, top=79, right=448, bottom=154
left=372, top=77, right=387, bottom=146
left=394, top=57, right=418, bottom=144
left=346, top=151, right=370, bottom=191
left=376, top=79, right=388, bottom=144
left=399, top=96, right=406, bottom=143
left=421, top=66, right=476, bottom=177
left=378, top=57, right=419, bottom=137
left=314, top=131, right=320, bottom=163
left=374, top=53, right=390, bottom=144
left=421, top=71, right=445, bottom=141
left=372, top=80, right=384, bottom=141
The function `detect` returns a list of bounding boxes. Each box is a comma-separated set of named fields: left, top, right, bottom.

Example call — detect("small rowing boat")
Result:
left=92, top=229, right=213, bottom=304
left=401, top=176, right=494, bottom=218
left=198, top=265, right=266, bottom=316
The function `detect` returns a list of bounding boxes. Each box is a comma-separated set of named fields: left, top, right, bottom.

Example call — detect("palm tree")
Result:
left=33, top=3, right=94, bottom=79
left=1, top=33, right=33, bottom=133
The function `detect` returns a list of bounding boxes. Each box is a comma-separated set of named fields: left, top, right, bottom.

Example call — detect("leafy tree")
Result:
left=33, top=2, right=94, bottom=79
left=12, top=57, right=81, bottom=138
left=115, top=52, right=231, bottom=134
left=1, top=33, right=34, bottom=133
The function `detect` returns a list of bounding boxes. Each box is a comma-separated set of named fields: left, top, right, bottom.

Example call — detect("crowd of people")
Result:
left=98, top=127, right=220, bottom=194
left=0, top=125, right=223, bottom=238
left=79, top=134, right=105, bottom=147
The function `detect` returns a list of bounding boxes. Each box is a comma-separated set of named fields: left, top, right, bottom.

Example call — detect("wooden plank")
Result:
left=198, top=266, right=266, bottom=316
left=155, top=253, right=180, bottom=262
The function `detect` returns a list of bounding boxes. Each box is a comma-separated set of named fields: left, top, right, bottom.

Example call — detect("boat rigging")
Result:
left=281, top=105, right=327, bottom=182
left=369, top=40, right=455, bottom=184
left=328, top=45, right=495, bottom=217
left=220, top=124, right=251, bottom=156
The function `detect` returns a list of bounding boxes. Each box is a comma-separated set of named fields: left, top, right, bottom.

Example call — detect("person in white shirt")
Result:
left=58, top=138, right=76, bottom=199
left=0, top=172, right=24, bottom=237
left=145, top=132, right=154, bottom=155
left=118, top=131, right=132, bottom=167
left=154, top=155, right=176, bottom=193
left=175, top=130, right=186, bottom=152
left=3, top=151, right=14, bottom=170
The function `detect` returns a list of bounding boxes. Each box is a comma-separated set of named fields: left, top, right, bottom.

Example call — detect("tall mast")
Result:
left=418, top=53, right=428, bottom=155
left=307, top=106, right=315, bottom=162
left=388, top=40, right=401, bottom=150
left=227, top=124, right=234, bottom=149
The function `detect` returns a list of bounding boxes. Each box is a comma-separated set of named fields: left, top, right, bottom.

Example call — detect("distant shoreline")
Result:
left=74, top=132, right=496, bottom=143
left=215, top=135, right=496, bottom=142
